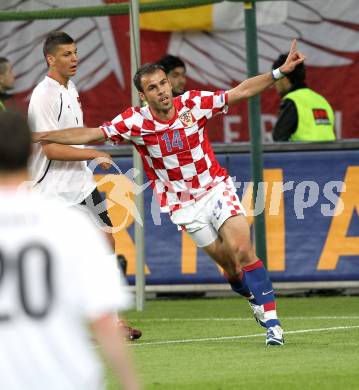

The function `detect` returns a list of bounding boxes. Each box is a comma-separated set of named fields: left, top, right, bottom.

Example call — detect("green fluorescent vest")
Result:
left=284, top=88, right=335, bottom=141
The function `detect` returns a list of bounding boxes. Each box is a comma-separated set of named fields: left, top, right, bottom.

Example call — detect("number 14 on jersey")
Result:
left=159, top=129, right=189, bottom=156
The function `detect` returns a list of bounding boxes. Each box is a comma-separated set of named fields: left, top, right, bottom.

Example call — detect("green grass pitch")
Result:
left=106, top=296, right=359, bottom=389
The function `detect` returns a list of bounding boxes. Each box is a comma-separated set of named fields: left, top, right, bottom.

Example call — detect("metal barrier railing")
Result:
left=0, top=0, right=285, bottom=21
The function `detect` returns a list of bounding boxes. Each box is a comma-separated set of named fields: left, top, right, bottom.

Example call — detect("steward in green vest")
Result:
left=0, top=57, right=16, bottom=111
left=272, top=54, right=335, bottom=142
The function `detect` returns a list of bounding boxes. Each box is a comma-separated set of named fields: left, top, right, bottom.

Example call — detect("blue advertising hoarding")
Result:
left=93, top=149, right=359, bottom=285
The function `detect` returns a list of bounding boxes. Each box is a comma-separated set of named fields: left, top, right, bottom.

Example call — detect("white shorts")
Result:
left=169, top=178, right=246, bottom=248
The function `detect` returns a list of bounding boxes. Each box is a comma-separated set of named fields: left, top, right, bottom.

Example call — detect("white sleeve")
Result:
left=68, top=211, right=133, bottom=320
left=28, top=90, right=60, bottom=132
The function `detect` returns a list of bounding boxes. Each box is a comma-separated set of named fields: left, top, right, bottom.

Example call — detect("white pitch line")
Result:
left=131, top=325, right=359, bottom=347
left=132, top=316, right=359, bottom=322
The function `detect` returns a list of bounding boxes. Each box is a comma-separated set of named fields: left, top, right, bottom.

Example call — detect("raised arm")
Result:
left=33, top=127, right=105, bottom=145
left=227, top=39, right=305, bottom=106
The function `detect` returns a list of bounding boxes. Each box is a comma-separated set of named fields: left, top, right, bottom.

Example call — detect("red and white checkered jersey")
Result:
left=101, top=90, right=229, bottom=212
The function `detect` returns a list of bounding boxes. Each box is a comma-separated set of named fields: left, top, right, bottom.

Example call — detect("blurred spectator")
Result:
left=272, top=53, right=335, bottom=142
left=157, top=54, right=187, bottom=96
left=0, top=57, right=15, bottom=110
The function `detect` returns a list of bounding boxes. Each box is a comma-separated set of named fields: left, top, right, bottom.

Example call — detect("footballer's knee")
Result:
left=227, top=240, right=254, bottom=267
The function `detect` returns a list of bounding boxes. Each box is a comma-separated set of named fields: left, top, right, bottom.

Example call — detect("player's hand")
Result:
left=280, top=39, right=305, bottom=75
left=96, top=152, right=112, bottom=170
left=32, top=132, right=46, bottom=143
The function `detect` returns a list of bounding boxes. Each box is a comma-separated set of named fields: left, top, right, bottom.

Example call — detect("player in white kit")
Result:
left=28, top=31, right=141, bottom=340
left=0, top=110, right=140, bottom=390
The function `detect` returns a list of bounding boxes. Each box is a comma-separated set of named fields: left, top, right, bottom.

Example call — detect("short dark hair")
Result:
left=43, top=31, right=74, bottom=64
left=0, top=111, right=32, bottom=172
left=273, top=53, right=306, bottom=87
left=157, top=55, right=185, bottom=74
left=0, top=57, right=9, bottom=75
left=133, top=63, right=166, bottom=92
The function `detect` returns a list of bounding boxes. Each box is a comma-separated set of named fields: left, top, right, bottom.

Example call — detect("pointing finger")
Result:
left=290, top=39, right=297, bottom=54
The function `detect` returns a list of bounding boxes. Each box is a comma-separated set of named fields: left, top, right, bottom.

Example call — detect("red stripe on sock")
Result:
left=243, top=260, right=263, bottom=272
left=264, top=302, right=276, bottom=312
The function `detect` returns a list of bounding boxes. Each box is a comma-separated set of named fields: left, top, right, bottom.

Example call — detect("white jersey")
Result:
left=28, top=76, right=96, bottom=204
left=0, top=189, right=132, bottom=390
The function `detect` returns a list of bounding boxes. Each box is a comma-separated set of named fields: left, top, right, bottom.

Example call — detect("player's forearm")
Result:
left=34, top=127, right=104, bottom=145
left=91, top=314, right=141, bottom=390
left=228, top=40, right=305, bottom=106
left=42, top=143, right=108, bottom=161
left=228, top=72, right=273, bottom=105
